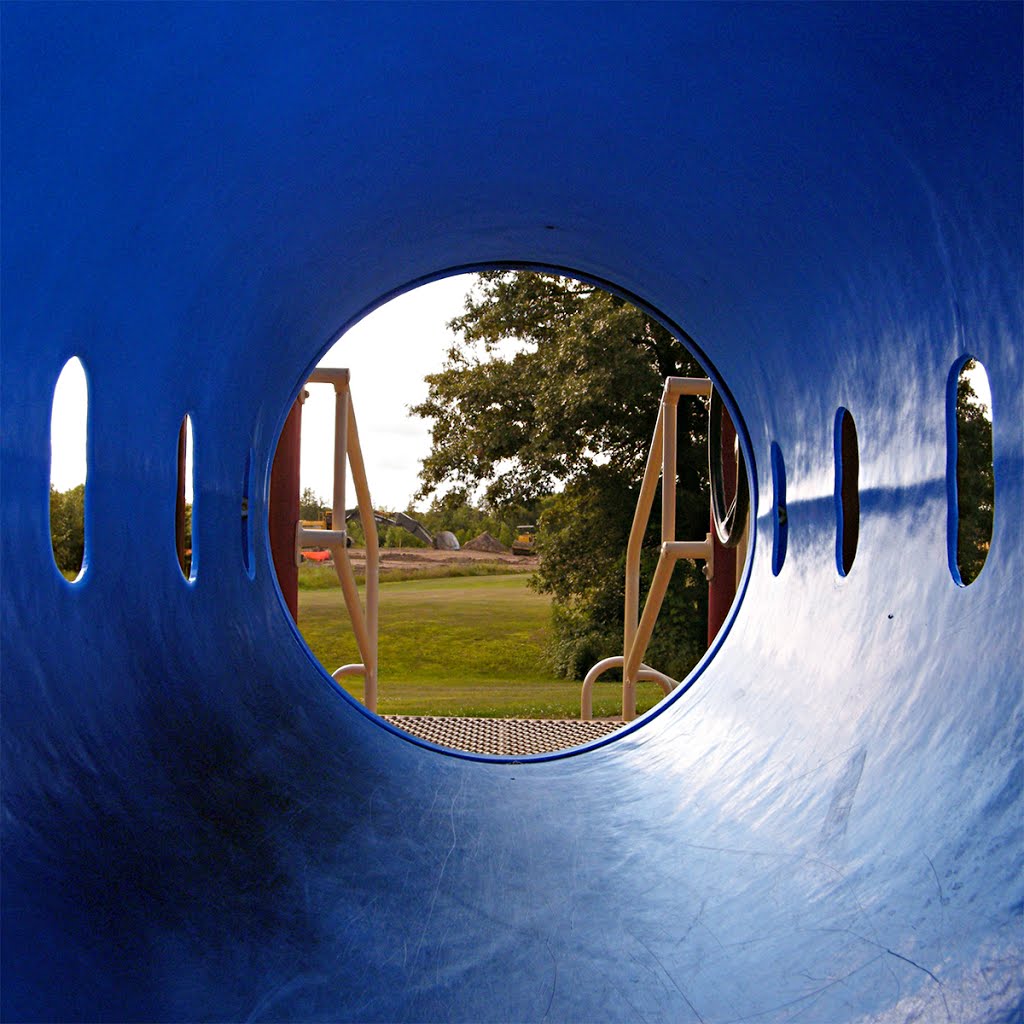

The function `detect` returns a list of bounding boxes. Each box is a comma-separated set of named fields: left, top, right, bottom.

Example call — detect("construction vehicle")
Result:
left=299, top=510, right=458, bottom=551
left=346, top=508, right=460, bottom=550
left=512, top=525, right=536, bottom=555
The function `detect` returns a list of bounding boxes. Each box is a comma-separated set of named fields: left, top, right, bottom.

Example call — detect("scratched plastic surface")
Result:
left=2, top=6, right=1021, bottom=1021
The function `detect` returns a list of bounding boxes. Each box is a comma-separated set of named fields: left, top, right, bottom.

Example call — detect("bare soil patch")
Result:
left=344, top=546, right=539, bottom=576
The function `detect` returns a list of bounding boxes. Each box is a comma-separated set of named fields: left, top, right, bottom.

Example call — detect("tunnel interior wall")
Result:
left=2, top=5, right=1022, bottom=1021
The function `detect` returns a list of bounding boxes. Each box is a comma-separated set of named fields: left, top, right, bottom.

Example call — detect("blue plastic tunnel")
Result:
left=2, top=5, right=1021, bottom=1020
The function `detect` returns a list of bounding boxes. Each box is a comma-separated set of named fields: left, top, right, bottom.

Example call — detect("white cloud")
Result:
left=300, top=274, right=476, bottom=509
left=45, top=275, right=478, bottom=512
left=49, top=357, right=89, bottom=492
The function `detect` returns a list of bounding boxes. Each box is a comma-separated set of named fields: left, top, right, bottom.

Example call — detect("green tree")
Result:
left=346, top=515, right=366, bottom=547
left=412, top=271, right=709, bottom=679
left=49, top=484, right=85, bottom=574
left=955, top=362, right=994, bottom=584
left=383, top=522, right=428, bottom=548
left=413, top=489, right=531, bottom=548
left=299, top=487, right=328, bottom=522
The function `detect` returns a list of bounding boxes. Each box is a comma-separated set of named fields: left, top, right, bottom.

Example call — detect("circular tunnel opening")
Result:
left=269, top=270, right=753, bottom=757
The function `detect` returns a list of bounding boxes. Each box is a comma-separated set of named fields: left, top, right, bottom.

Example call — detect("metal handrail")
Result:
left=295, top=369, right=380, bottom=712
left=581, top=377, right=714, bottom=721
left=580, top=657, right=676, bottom=722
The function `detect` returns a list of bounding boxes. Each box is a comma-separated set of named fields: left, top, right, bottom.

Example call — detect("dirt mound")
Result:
left=463, top=531, right=509, bottom=553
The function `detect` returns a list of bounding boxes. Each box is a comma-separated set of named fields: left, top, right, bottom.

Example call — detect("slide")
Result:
left=2, top=5, right=1020, bottom=1020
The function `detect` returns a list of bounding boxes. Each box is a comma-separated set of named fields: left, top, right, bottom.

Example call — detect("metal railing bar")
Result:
left=342, top=395, right=379, bottom=713
left=580, top=657, right=679, bottom=722
left=294, top=369, right=380, bottom=713
left=583, top=376, right=715, bottom=722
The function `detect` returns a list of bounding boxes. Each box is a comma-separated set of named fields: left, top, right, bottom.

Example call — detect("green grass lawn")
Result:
left=298, top=574, right=665, bottom=719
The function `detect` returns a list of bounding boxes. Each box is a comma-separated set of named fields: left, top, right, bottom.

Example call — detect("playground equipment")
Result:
left=2, top=5, right=1020, bottom=1021
left=580, top=377, right=751, bottom=721
left=291, top=369, right=381, bottom=712
left=582, top=377, right=722, bottom=721
left=288, top=369, right=460, bottom=713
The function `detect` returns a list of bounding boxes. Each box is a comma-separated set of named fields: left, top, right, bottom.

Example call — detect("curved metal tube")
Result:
left=332, top=664, right=367, bottom=680
left=581, top=656, right=677, bottom=721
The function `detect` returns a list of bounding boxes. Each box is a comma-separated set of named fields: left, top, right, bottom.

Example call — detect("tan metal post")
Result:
left=661, top=394, right=677, bottom=544
left=294, top=369, right=380, bottom=712
left=592, top=377, right=716, bottom=721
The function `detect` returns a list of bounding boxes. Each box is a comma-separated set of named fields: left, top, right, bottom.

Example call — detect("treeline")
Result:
left=50, top=485, right=86, bottom=573
left=50, top=485, right=193, bottom=576
left=300, top=486, right=537, bottom=550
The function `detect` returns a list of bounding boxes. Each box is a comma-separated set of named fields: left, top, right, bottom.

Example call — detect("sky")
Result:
left=48, top=274, right=478, bottom=510
left=298, top=273, right=477, bottom=511
left=47, top=285, right=996, bottom=509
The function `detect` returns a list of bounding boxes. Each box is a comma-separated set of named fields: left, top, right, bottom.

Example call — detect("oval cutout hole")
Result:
left=770, top=441, right=787, bottom=576
left=947, top=357, right=994, bottom=586
left=241, top=448, right=255, bottom=579
left=50, top=357, right=89, bottom=581
left=834, top=408, right=859, bottom=577
left=176, top=415, right=195, bottom=581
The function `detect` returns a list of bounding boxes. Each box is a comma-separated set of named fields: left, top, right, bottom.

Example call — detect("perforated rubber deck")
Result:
left=383, top=716, right=625, bottom=756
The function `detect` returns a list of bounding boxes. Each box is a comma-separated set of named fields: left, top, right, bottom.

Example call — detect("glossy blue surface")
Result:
left=2, top=4, right=1021, bottom=1020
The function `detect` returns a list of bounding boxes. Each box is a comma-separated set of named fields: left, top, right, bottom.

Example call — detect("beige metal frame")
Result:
left=581, top=377, right=714, bottom=721
left=294, top=369, right=380, bottom=713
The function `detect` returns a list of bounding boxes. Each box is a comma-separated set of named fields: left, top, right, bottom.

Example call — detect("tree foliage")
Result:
left=299, top=487, right=328, bottom=522
left=302, top=484, right=526, bottom=550
left=415, top=272, right=700, bottom=507
left=50, top=484, right=85, bottom=574
left=955, top=362, right=994, bottom=584
left=413, top=271, right=709, bottom=679
left=416, top=488, right=535, bottom=549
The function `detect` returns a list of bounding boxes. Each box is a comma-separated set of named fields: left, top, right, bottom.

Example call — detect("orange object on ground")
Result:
left=303, top=550, right=332, bottom=563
